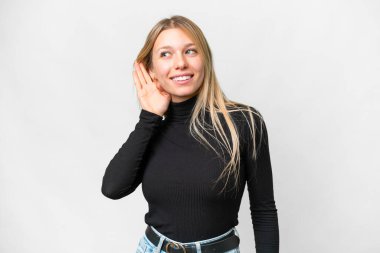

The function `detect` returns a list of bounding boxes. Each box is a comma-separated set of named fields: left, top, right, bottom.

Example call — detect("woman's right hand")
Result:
left=133, top=61, right=171, bottom=117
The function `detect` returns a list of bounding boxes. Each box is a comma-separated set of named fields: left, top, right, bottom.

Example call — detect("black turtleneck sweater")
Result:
left=101, top=94, right=279, bottom=252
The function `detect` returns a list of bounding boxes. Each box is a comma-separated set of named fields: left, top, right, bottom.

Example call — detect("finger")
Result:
left=139, top=63, right=153, bottom=84
left=132, top=70, right=142, bottom=92
left=155, top=81, right=169, bottom=96
left=135, top=61, right=147, bottom=85
left=155, top=80, right=164, bottom=92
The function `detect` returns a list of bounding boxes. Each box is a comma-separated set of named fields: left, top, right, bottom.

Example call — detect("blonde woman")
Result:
left=101, top=15, right=279, bottom=253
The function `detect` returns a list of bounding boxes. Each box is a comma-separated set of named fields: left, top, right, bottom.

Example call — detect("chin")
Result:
left=172, top=88, right=199, bottom=96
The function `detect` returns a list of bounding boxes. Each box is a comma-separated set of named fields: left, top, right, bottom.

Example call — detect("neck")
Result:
left=165, top=94, right=198, bottom=124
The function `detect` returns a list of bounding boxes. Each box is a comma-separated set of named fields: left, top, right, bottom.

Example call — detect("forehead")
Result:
left=154, top=28, right=195, bottom=51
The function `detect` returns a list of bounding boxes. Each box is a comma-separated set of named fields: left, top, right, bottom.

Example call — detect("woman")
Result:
left=101, top=15, right=279, bottom=253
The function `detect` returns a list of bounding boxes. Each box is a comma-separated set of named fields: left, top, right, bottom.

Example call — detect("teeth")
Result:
left=172, top=75, right=192, bottom=81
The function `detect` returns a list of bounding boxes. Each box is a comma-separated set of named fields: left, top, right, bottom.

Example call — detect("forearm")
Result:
left=101, top=109, right=163, bottom=199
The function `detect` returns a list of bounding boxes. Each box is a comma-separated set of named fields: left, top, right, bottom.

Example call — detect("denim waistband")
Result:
left=147, top=225, right=240, bottom=253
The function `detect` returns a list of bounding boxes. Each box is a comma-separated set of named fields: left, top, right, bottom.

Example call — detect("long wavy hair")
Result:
left=135, top=15, right=264, bottom=196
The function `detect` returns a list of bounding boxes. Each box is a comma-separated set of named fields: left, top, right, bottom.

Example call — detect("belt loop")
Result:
left=154, top=236, right=165, bottom=253
left=195, top=242, right=201, bottom=253
left=233, top=227, right=240, bottom=237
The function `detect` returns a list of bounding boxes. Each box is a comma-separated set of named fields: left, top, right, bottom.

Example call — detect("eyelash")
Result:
left=160, top=48, right=197, bottom=57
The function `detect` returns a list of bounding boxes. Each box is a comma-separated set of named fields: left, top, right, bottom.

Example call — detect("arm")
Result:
left=101, top=109, right=163, bottom=200
left=244, top=110, right=280, bottom=252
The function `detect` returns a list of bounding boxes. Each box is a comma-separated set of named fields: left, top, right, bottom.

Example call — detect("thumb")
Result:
left=154, top=80, right=170, bottom=97
left=155, top=80, right=165, bottom=93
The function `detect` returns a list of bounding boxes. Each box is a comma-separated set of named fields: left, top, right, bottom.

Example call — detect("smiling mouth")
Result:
left=170, top=75, right=194, bottom=81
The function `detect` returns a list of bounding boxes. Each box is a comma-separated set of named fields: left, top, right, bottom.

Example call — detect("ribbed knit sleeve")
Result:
left=101, top=109, right=163, bottom=200
left=244, top=109, right=280, bottom=252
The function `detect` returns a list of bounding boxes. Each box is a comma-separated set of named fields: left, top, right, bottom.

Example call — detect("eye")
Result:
left=159, top=48, right=197, bottom=58
left=160, top=51, right=170, bottom=57
left=186, top=48, right=197, bottom=54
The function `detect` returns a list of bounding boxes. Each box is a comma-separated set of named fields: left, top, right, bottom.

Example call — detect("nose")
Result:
left=174, top=53, right=187, bottom=69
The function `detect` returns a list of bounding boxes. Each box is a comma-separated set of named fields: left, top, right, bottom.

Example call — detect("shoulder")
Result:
left=225, top=100, right=265, bottom=130
left=225, top=101, right=269, bottom=149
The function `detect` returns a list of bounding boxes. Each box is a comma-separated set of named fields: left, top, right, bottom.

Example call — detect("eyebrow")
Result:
left=156, top=43, right=195, bottom=52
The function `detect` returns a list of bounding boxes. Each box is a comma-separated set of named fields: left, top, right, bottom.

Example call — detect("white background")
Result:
left=1, top=0, right=379, bottom=252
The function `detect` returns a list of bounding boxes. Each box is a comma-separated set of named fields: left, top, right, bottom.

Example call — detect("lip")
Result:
left=171, top=75, right=193, bottom=85
left=170, top=73, right=194, bottom=79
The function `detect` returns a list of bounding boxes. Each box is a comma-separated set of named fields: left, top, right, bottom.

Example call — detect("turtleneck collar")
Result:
left=165, top=94, right=198, bottom=123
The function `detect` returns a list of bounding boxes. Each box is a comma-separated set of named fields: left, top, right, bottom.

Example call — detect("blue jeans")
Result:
left=136, top=226, right=240, bottom=253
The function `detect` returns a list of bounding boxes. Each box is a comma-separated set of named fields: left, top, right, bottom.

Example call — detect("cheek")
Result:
left=195, top=64, right=204, bottom=79
left=154, top=63, right=171, bottom=78
left=191, top=59, right=204, bottom=74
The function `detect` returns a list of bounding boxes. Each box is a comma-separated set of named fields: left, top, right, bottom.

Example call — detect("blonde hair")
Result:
left=135, top=15, right=264, bottom=196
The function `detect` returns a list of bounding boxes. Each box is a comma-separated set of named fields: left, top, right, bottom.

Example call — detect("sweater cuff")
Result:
left=139, top=109, right=163, bottom=126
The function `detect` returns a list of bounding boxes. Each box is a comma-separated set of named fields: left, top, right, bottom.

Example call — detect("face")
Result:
left=149, top=28, right=205, bottom=103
